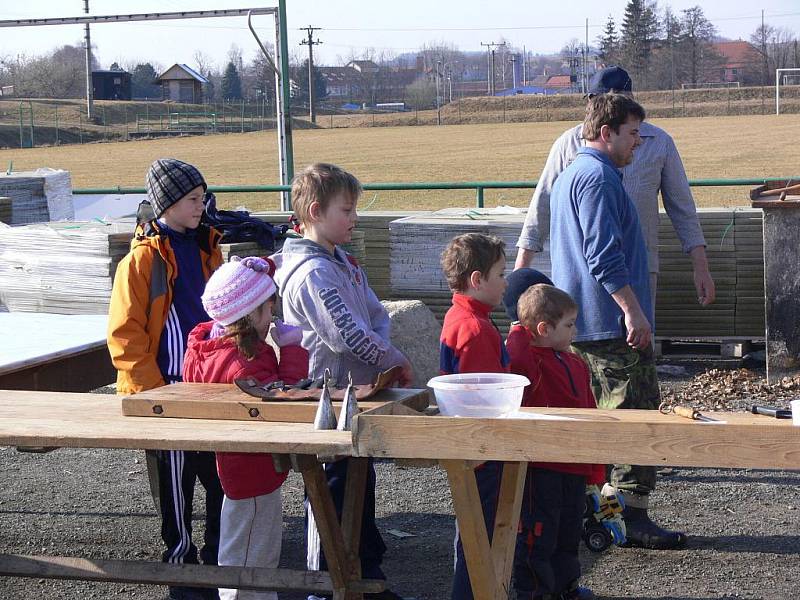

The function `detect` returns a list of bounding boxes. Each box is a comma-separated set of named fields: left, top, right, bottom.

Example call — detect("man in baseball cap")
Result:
left=514, top=67, right=715, bottom=550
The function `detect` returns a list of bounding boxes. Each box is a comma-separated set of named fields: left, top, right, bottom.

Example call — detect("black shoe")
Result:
left=621, top=505, right=687, bottom=549
left=366, top=589, right=405, bottom=600
left=561, top=582, right=595, bottom=600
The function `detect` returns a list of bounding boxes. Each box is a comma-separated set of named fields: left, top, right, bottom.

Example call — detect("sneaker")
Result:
left=167, top=586, right=215, bottom=600
left=621, top=505, right=687, bottom=550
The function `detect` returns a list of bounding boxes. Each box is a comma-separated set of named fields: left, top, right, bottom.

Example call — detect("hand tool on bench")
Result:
left=659, top=402, right=719, bottom=422
left=235, top=365, right=403, bottom=401
left=751, top=405, right=793, bottom=419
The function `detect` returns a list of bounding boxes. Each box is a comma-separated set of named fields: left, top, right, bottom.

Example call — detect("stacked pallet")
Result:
left=732, top=209, right=765, bottom=336
left=389, top=209, right=534, bottom=332
left=0, top=221, right=134, bottom=314
left=220, top=241, right=274, bottom=262
left=0, top=197, right=11, bottom=224
left=655, top=209, right=737, bottom=337
left=252, top=211, right=419, bottom=299
left=0, top=169, right=74, bottom=224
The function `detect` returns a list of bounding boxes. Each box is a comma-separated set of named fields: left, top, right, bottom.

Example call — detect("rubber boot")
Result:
left=619, top=498, right=687, bottom=549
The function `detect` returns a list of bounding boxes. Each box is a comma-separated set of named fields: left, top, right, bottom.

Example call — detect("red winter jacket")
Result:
left=506, top=324, right=604, bottom=484
left=183, top=321, right=309, bottom=499
left=440, top=294, right=510, bottom=375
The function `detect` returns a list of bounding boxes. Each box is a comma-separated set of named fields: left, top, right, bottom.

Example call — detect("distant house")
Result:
left=92, top=69, right=132, bottom=101
left=712, top=41, right=762, bottom=85
left=319, top=62, right=418, bottom=105
left=544, top=75, right=573, bottom=90
left=348, top=60, right=380, bottom=75
left=156, top=64, right=208, bottom=103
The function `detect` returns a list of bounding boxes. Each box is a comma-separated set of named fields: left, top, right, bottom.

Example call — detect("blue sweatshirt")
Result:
left=549, top=147, right=652, bottom=342
left=156, top=222, right=211, bottom=383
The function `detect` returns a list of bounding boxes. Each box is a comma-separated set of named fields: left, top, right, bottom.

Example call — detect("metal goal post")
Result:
left=775, top=68, right=800, bottom=115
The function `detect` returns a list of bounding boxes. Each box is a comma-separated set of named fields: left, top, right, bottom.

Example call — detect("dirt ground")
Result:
left=1, top=363, right=799, bottom=600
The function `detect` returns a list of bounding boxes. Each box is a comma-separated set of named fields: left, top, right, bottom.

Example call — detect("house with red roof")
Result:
left=712, top=41, right=763, bottom=85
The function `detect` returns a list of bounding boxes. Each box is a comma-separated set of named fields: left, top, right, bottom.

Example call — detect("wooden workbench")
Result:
left=351, top=402, right=800, bottom=600
left=2, top=387, right=799, bottom=600
left=0, top=386, right=428, bottom=600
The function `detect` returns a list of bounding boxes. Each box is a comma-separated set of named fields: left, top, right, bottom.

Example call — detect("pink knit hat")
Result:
left=202, top=256, right=277, bottom=326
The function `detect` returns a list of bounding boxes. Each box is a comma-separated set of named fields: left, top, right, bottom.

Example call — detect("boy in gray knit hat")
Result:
left=108, top=158, right=223, bottom=600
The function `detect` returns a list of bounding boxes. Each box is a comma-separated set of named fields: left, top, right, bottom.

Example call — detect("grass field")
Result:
left=0, top=114, right=797, bottom=212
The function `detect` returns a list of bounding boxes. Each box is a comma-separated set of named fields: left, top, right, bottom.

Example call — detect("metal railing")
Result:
left=73, top=176, right=797, bottom=210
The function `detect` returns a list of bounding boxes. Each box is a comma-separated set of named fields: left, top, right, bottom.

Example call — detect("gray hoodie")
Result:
left=272, top=237, right=405, bottom=386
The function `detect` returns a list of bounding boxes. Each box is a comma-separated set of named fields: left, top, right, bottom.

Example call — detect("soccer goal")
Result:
left=776, top=68, right=800, bottom=115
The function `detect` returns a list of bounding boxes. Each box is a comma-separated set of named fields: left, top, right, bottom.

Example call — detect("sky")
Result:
left=1, top=0, right=799, bottom=72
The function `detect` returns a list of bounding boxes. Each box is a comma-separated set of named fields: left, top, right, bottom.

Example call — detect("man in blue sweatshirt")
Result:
left=549, top=93, right=687, bottom=549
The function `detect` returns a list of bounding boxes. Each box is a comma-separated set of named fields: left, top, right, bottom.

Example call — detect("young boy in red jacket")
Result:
left=439, top=233, right=509, bottom=600
left=504, top=275, right=605, bottom=600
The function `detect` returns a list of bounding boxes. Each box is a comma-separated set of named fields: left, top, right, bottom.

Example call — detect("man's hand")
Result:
left=514, top=248, right=537, bottom=270
left=611, top=285, right=651, bottom=350
left=689, top=246, right=715, bottom=306
left=623, top=307, right=652, bottom=350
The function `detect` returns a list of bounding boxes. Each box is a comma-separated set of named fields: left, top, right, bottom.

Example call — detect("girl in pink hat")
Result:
left=183, top=256, right=308, bottom=600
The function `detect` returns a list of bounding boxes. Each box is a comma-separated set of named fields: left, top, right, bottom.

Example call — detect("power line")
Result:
left=299, top=25, right=322, bottom=124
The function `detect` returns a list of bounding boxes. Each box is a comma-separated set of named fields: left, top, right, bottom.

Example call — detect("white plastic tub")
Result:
left=427, top=373, right=530, bottom=418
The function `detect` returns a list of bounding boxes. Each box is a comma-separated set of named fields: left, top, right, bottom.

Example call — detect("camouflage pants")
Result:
left=571, top=337, right=661, bottom=496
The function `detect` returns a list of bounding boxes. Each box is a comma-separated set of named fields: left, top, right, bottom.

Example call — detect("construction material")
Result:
left=0, top=169, right=73, bottom=224
left=0, top=221, right=134, bottom=314
left=382, top=299, right=441, bottom=389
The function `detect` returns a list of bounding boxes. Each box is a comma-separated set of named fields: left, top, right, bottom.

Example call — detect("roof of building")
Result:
left=348, top=60, right=380, bottom=73
left=713, top=41, right=762, bottom=68
left=156, top=63, right=209, bottom=84
left=545, top=75, right=573, bottom=88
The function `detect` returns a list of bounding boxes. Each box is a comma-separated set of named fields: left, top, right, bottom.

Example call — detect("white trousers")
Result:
left=218, top=490, right=283, bottom=600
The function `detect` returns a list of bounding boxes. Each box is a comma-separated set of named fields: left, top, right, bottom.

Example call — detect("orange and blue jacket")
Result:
left=107, top=220, right=222, bottom=395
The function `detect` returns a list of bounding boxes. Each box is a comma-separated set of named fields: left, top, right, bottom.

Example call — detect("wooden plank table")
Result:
left=0, top=386, right=427, bottom=599
left=351, top=402, right=800, bottom=599
left=0, top=313, right=115, bottom=392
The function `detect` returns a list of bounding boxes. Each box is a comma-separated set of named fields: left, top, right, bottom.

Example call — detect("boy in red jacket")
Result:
left=504, top=276, right=605, bottom=600
left=183, top=256, right=308, bottom=600
left=439, top=233, right=509, bottom=600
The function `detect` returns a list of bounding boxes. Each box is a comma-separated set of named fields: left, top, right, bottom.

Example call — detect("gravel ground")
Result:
left=1, top=364, right=799, bottom=600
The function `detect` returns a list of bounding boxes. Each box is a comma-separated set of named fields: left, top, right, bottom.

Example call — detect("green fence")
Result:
left=74, top=177, right=796, bottom=210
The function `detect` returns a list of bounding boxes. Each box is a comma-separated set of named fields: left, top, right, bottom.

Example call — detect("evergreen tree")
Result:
left=597, top=15, right=619, bottom=66
left=291, top=59, right=328, bottom=105
left=620, top=0, right=660, bottom=89
left=130, top=63, right=160, bottom=99
left=221, top=61, right=242, bottom=101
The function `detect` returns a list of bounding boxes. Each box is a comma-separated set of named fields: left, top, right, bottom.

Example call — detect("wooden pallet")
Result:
left=654, top=337, right=765, bottom=359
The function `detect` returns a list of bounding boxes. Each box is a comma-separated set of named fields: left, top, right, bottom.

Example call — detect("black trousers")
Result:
left=514, top=467, right=585, bottom=598
left=147, top=449, right=224, bottom=566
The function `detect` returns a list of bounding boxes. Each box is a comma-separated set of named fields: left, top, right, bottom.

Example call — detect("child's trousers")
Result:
left=513, top=467, right=586, bottom=598
left=148, top=449, right=224, bottom=565
left=218, top=489, right=283, bottom=600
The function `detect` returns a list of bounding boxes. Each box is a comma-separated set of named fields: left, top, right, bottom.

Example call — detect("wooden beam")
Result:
left=0, top=554, right=382, bottom=594
left=354, top=409, right=800, bottom=469
left=341, top=457, right=369, bottom=600
left=441, top=459, right=503, bottom=600
left=295, top=455, right=351, bottom=596
left=490, top=461, right=526, bottom=594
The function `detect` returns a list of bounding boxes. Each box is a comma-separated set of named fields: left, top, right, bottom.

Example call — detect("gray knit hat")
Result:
left=145, top=158, right=207, bottom=218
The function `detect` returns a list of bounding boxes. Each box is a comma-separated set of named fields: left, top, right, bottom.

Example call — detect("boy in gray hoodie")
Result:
left=272, top=163, right=412, bottom=600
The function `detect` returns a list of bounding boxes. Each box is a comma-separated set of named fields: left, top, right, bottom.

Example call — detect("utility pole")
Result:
left=299, top=25, right=322, bottom=123
left=510, top=54, right=518, bottom=89
left=481, top=41, right=505, bottom=96
left=522, top=45, right=527, bottom=86
left=83, top=0, right=94, bottom=121
left=435, top=60, right=442, bottom=125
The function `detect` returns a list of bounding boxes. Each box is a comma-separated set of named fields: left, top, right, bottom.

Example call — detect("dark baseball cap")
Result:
left=588, top=66, right=633, bottom=96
